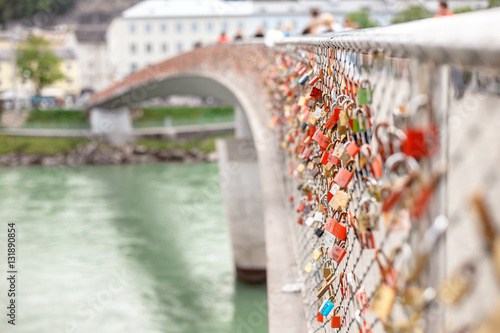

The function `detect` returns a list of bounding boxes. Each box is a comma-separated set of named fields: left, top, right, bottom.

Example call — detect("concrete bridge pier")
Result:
left=89, top=107, right=134, bottom=145
left=216, top=106, right=266, bottom=283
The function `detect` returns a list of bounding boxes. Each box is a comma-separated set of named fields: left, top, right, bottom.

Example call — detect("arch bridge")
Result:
left=87, top=9, right=500, bottom=333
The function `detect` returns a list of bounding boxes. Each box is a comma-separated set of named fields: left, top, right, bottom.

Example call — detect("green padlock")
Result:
left=357, top=81, right=373, bottom=105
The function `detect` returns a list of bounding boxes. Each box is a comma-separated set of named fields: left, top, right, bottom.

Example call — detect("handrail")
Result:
left=276, top=8, right=500, bottom=67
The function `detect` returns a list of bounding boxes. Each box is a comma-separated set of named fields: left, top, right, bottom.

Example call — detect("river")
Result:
left=0, top=163, right=267, bottom=333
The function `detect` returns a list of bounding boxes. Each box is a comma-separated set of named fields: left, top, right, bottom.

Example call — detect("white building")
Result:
left=76, top=29, right=114, bottom=92
left=107, top=0, right=253, bottom=80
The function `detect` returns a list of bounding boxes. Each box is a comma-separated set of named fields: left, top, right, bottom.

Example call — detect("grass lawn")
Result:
left=138, top=133, right=233, bottom=154
left=0, top=134, right=233, bottom=156
left=0, top=135, right=90, bottom=156
left=137, top=106, right=234, bottom=127
left=22, top=109, right=90, bottom=129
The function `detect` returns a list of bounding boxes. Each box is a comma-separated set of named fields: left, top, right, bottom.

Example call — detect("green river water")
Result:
left=0, top=163, right=267, bottom=333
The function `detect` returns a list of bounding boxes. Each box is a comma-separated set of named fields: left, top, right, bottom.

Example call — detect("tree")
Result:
left=489, top=0, right=500, bottom=8
left=347, top=10, right=379, bottom=29
left=0, top=0, right=75, bottom=29
left=391, top=5, right=432, bottom=24
left=16, top=34, right=66, bottom=95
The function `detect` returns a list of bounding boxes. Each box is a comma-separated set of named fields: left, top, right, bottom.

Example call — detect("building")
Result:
left=107, top=0, right=253, bottom=80
left=0, top=27, right=80, bottom=104
left=76, top=29, right=114, bottom=92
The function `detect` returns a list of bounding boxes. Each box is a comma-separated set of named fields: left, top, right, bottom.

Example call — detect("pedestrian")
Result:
left=234, top=29, right=243, bottom=41
left=434, top=1, right=454, bottom=17
left=217, top=32, right=230, bottom=43
left=254, top=26, right=264, bottom=38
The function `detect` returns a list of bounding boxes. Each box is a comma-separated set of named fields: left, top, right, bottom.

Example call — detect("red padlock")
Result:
left=345, top=141, right=360, bottom=158
left=309, top=87, right=322, bottom=99
left=401, top=126, right=438, bottom=160
left=331, top=306, right=345, bottom=328
left=302, top=147, right=312, bottom=160
left=333, top=160, right=355, bottom=188
left=325, top=108, right=341, bottom=129
left=329, top=241, right=347, bottom=263
left=296, top=202, right=305, bottom=213
left=297, top=217, right=303, bottom=225
left=325, top=213, right=347, bottom=241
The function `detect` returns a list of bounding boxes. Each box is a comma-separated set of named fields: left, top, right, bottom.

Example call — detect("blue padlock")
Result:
left=319, top=296, right=335, bottom=316
left=298, top=71, right=311, bottom=85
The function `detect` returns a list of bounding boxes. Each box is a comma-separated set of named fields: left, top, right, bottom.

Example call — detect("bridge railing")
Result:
left=267, top=8, right=500, bottom=333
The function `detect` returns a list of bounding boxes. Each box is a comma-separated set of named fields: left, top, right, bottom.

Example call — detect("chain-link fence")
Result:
left=265, top=10, right=500, bottom=333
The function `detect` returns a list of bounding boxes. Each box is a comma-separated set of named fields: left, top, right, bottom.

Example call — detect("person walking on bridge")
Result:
left=434, top=1, right=454, bottom=17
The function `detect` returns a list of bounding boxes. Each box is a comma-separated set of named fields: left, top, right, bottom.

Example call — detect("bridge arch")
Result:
left=87, top=44, right=306, bottom=330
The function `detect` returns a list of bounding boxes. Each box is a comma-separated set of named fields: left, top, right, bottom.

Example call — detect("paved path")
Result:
left=0, top=122, right=235, bottom=138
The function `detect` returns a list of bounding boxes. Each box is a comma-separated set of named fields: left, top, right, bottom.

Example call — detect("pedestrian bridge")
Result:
left=87, top=9, right=500, bottom=333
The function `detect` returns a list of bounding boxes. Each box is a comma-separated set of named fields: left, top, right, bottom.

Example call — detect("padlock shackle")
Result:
left=344, top=158, right=355, bottom=169
left=359, top=79, right=371, bottom=89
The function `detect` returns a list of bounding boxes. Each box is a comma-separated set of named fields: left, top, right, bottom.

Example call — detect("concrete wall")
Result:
left=216, top=138, right=266, bottom=283
left=90, top=106, right=134, bottom=145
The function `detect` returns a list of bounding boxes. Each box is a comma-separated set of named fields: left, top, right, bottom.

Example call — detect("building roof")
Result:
left=122, top=0, right=254, bottom=18
left=75, top=29, right=107, bottom=43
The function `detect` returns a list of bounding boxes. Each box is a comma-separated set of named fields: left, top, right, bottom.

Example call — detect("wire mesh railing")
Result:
left=265, top=9, right=500, bottom=333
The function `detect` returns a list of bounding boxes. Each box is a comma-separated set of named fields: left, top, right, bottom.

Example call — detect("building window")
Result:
left=177, top=43, right=183, bottom=52
left=238, top=21, right=244, bottom=29
left=66, top=63, right=72, bottom=70
left=222, top=21, right=228, bottom=32
left=176, top=22, right=182, bottom=32
left=130, top=23, right=136, bottom=34
left=67, top=78, right=73, bottom=85
left=192, top=22, right=197, bottom=32
left=277, top=21, right=282, bottom=28
left=130, top=63, right=137, bottom=73
left=161, top=43, right=168, bottom=53
left=145, top=23, right=151, bottom=33
left=207, top=22, right=213, bottom=32
left=130, top=43, right=136, bottom=54
left=161, top=23, right=167, bottom=33
left=145, top=43, right=152, bottom=53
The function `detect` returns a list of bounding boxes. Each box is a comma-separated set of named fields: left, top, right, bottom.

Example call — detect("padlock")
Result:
left=297, top=216, right=303, bottom=225
left=356, top=196, right=379, bottom=232
left=329, top=189, right=349, bottom=210
left=309, top=76, right=320, bottom=86
left=329, top=240, right=347, bottom=263
left=311, top=246, right=325, bottom=261
left=296, top=201, right=305, bottom=213
left=356, top=285, right=370, bottom=314
left=316, top=272, right=335, bottom=298
left=305, top=216, right=314, bottom=227
left=325, top=108, right=341, bottom=129
left=345, top=140, right=360, bottom=158
left=331, top=306, right=345, bottom=328
left=438, top=260, right=476, bottom=305
left=325, top=213, right=348, bottom=241
left=312, top=221, right=324, bottom=238
left=371, top=284, right=396, bottom=320
left=357, top=81, right=372, bottom=105
left=333, top=159, right=355, bottom=188
left=304, top=261, right=313, bottom=273
left=322, top=260, right=333, bottom=279
left=309, top=86, right=322, bottom=99
left=319, top=296, right=335, bottom=316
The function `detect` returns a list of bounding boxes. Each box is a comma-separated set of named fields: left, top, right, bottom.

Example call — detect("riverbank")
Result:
left=0, top=135, right=223, bottom=167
